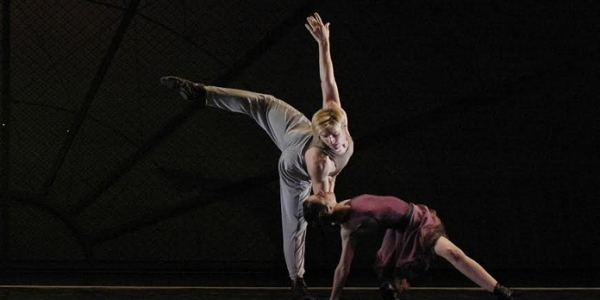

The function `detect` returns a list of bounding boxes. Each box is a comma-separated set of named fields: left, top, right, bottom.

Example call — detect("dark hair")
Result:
left=302, top=200, right=323, bottom=222
left=303, top=200, right=338, bottom=236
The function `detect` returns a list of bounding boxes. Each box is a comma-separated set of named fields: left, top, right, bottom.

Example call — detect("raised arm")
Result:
left=329, top=227, right=356, bottom=300
left=305, top=12, right=341, bottom=109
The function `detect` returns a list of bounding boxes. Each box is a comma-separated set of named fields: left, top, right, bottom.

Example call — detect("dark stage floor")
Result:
left=1, top=286, right=599, bottom=300
left=1, top=268, right=599, bottom=300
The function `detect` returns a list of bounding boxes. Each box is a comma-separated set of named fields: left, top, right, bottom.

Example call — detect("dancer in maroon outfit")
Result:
left=303, top=192, right=517, bottom=300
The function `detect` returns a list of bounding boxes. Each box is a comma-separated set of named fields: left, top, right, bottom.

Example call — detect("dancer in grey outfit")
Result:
left=161, top=13, right=353, bottom=300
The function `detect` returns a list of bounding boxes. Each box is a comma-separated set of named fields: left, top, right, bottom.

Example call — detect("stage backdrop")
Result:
left=0, top=0, right=599, bottom=284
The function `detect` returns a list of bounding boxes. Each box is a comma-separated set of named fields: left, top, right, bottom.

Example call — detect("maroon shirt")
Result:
left=347, top=194, right=446, bottom=279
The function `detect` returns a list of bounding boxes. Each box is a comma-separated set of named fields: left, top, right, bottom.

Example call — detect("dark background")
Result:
left=1, top=0, right=599, bottom=287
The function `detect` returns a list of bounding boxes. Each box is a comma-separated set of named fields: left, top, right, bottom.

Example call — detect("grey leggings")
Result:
left=205, top=86, right=313, bottom=279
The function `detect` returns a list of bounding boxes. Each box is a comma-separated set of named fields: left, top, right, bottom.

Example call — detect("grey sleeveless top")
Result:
left=308, top=127, right=354, bottom=175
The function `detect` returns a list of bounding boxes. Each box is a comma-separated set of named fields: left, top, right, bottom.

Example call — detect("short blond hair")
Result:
left=311, top=106, right=347, bottom=134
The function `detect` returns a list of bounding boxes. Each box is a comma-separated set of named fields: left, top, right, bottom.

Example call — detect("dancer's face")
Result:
left=319, top=125, right=348, bottom=154
left=307, top=191, right=337, bottom=214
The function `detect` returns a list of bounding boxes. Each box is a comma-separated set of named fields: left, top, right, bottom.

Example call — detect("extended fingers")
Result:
left=314, top=13, right=323, bottom=25
left=311, top=13, right=325, bottom=28
left=305, top=23, right=316, bottom=33
left=307, top=13, right=325, bottom=26
left=306, top=12, right=330, bottom=38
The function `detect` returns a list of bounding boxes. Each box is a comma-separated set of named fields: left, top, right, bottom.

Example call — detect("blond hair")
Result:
left=311, top=106, right=347, bottom=134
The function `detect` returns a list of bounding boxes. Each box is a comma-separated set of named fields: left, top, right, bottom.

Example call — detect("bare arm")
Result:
left=305, top=147, right=335, bottom=193
left=305, top=12, right=341, bottom=109
left=330, top=227, right=356, bottom=300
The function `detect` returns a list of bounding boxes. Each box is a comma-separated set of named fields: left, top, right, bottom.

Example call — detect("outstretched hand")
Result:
left=305, top=12, right=330, bottom=44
